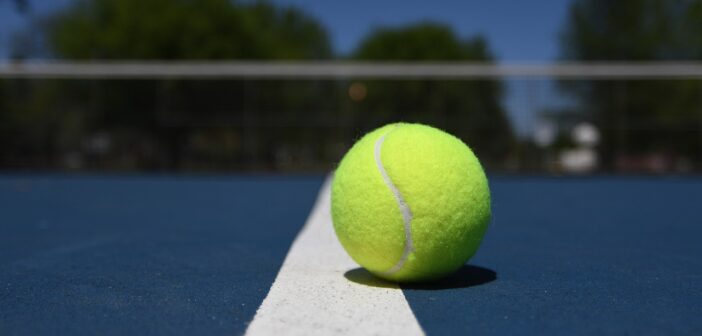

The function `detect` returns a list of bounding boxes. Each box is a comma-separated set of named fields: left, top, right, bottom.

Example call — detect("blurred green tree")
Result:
left=561, top=0, right=702, bottom=169
left=48, top=0, right=331, bottom=59
left=7, top=0, right=334, bottom=170
left=350, top=23, right=514, bottom=165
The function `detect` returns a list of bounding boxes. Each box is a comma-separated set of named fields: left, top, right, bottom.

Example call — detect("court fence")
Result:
left=1, top=61, right=701, bottom=174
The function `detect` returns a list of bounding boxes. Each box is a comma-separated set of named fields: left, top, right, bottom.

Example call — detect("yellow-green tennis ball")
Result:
left=331, top=123, right=491, bottom=282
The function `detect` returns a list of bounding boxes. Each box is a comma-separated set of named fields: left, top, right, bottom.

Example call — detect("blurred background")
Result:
left=1, top=0, right=701, bottom=174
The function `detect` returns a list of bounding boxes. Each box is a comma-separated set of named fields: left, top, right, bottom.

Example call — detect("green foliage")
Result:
left=350, top=23, right=513, bottom=164
left=49, top=0, right=331, bottom=59
left=562, top=0, right=702, bottom=60
left=5, top=3, right=515, bottom=170
left=561, top=0, right=702, bottom=166
left=355, top=24, right=492, bottom=61
left=5, top=0, right=336, bottom=170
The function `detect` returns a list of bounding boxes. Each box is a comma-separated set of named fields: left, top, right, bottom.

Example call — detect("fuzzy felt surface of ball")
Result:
left=331, top=123, right=491, bottom=282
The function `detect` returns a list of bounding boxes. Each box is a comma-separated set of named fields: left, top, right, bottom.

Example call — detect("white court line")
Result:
left=245, top=177, right=424, bottom=336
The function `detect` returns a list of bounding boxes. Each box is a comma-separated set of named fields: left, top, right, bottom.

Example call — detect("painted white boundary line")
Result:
left=245, top=177, right=424, bottom=336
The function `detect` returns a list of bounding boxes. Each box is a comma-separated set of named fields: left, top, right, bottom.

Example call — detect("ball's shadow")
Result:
left=344, top=264, right=497, bottom=290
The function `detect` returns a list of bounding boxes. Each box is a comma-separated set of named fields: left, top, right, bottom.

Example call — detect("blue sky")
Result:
left=0, top=0, right=572, bottom=60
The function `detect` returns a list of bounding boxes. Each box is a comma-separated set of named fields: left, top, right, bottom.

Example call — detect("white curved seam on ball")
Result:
left=374, top=129, right=414, bottom=276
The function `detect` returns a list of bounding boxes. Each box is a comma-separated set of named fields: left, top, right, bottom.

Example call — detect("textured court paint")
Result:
left=4, top=175, right=698, bottom=335
left=403, top=177, right=702, bottom=335
left=0, top=175, right=322, bottom=335
left=246, top=178, right=424, bottom=336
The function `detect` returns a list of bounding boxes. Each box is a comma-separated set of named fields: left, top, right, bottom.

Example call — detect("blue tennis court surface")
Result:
left=1, top=175, right=701, bottom=335
left=0, top=175, right=323, bottom=335
left=404, top=178, right=702, bottom=335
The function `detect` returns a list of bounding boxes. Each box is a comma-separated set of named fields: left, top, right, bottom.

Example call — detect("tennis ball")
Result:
left=331, top=123, right=491, bottom=282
